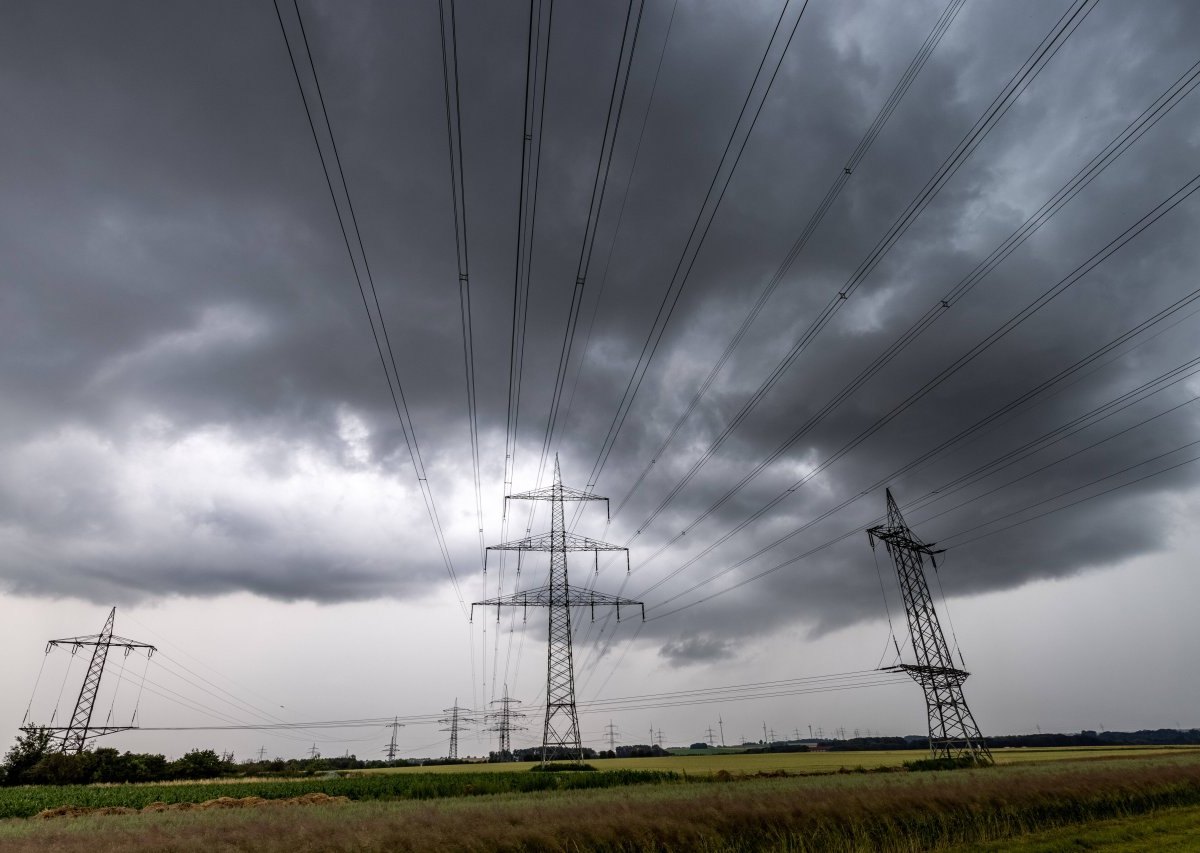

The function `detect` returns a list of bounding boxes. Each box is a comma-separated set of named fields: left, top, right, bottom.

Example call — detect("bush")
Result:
left=1, top=728, right=54, bottom=786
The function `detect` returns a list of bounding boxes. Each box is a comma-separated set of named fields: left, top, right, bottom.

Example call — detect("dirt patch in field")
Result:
left=36, top=792, right=349, bottom=819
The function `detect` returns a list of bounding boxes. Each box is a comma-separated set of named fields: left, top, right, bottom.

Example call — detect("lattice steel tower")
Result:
left=473, top=457, right=643, bottom=763
left=383, top=717, right=404, bottom=762
left=34, top=607, right=156, bottom=754
left=868, top=489, right=992, bottom=765
left=486, top=686, right=526, bottom=760
left=439, top=700, right=473, bottom=761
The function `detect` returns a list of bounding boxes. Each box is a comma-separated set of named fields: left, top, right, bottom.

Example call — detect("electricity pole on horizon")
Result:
left=257, top=746, right=267, bottom=762
left=705, top=726, right=717, bottom=746
left=440, top=700, right=474, bottom=761
left=604, top=721, right=619, bottom=752
left=869, top=488, right=992, bottom=765
left=472, top=458, right=643, bottom=765
left=486, top=688, right=526, bottom=760
left=308, top=744, right=319, bottom=759
left=384, top=717, right=405, bottom=762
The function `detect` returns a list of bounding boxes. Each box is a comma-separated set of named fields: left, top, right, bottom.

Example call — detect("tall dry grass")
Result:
left=2, top=757, right=1199, bottom=851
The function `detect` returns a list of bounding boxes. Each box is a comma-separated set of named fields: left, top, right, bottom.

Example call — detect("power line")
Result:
left=646, top=340, right=1200, bottom=622
left=611, top=0, right=969, bottom=519
left=530, top=0, right=645, bottom=487
left=496, top=0, right=646, bottom=705
left=572, top=0, right=978, bottom=669
left=502, top=0, right=554, bottom=517
left=647, top=335, right=1200, bottom=613
left=558, top=0, right=682, bottom=493
left=578, top=0, right=813, bottom=498
left=577, top=73, right=1200, bottom=673
left=494, top=0, right=555, bottom=705
left=941, top=438, right=1200, bottom=547
left=272, top=0, right=467, bottom=615
left=637, top=169, right=1200, bottom=606
left=610, top=0, right=1101, bottom=554
left=438, top=0, right=485, bottom=568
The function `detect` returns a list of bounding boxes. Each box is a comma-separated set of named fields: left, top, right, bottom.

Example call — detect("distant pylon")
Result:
left=704, top=726, right=716, bottom=746
left=384, top=717, right=405, bottom=761
left=486, top=687, right=526, bottom=760
left=472, top=457, right=643, bottom=764
left=604, top=721, right=619, bottom=752
left=440, top=700, right=474, bottom=761
left=868, top=488, right=993, bottom=765
left=31, top=607, right=156, bottom=754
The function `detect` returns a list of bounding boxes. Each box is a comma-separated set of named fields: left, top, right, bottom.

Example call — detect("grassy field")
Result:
left=0, top=751, right=1198, bottom=850
left=0, top=769, right=678, bottom=819
left=953, top=802, right=1200, bottom=851
left=374, top=744, right=1200, bottom=775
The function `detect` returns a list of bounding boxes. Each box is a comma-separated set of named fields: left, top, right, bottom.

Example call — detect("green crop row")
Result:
left=0, top=768, right=680, bottom=819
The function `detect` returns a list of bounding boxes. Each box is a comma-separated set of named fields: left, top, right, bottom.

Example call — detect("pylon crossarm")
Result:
left=22, top=725, right=135, bottom=736
left=883, top=663, right=970, bottom=680
left=507, top=484, right=608, bottom=503
left=47, top=636, right=156, bottom=653
left=486, top=530, right=627, bottom=553
left=867, top=527, right=940, bottom=556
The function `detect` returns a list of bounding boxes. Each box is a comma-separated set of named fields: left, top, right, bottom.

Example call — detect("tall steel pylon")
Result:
left=440, top=700, right=473, bottom=760
left=486, top=686, right=526, bottom=760
left=868, top=489, right=993, bottom=765
left=29, top=607, right=156, bottom=754
left=383, top=717, right=405, bottom=762
left=473, top=457, right=643, bottom=763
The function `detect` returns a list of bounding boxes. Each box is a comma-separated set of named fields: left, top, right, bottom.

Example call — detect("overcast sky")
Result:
left=2, top=0, right=1198, bottom=760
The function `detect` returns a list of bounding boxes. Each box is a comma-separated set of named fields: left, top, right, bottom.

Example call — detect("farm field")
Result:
left=953, top=802, right=1200, bottom=851
left=372, top=744, right=1200, bottom=775
left=0, top=751, right=1198, bottom=851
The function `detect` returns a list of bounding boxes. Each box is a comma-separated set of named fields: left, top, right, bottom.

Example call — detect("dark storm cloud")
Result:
left=1, top=0, right=1198, bottom=663
left=659, top=633, right=736, bottom=666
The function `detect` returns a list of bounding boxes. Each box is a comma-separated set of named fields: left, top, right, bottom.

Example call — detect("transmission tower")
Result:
left=473, top=457, right=643, bottom=763
left=654, top=727, right=665, bottom=747
left=486, top=687, right=526, bottom=760
left=603, top=721, right=619, bottom=752
left=308, top=744, right=320, bottom=759
left=30, top=607, right=156, bottom=754
left=868, top=488, right=993, bottom=765
left=704, top=726, right=716, bottom=746
left=384, top=717, right=405, bottom=762
left=440, top=700, right=474, bottom=761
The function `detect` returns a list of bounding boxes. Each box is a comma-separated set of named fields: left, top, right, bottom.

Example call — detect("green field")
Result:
left=0, top=768, right=677, bottom=820
left=1, top=749, right=1199, bottom=851
left=375, top=744, right=1199, bottom=775
left=953, top=802, right=1200, bottom=851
